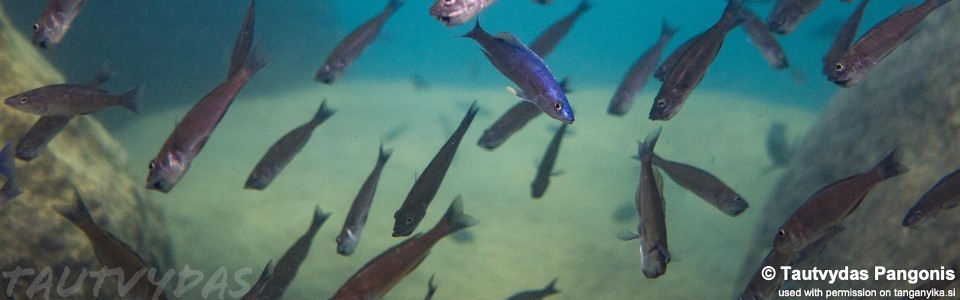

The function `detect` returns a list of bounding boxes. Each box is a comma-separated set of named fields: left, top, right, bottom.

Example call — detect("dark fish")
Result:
left=528, top=0, right=591, bottom=58
left=532, top=0, right=554, bottom=5
left=740, top=7, right=789, bottom=69
left=229, top=0, right=256, bottom=79
left=767, top=0, right=824, bottom=35
left=334, top=197, right=478, bottom=299
left=4, top=84, right=141, bottom=116
left=463, top=21, right=575, bottom=124
left=774, top=148, right=908, bottom=253
left=634, top=127, right=670, bottom=278
left=609, top=21, right=678, bottom=116
left=241, top=261, right=272, bottom=300
left=902, top=168, right=960, bottom=227
left=337, top=143, right=392, bottom=256
left=765, top=122, right=792, bottom=168
left=738, top=249, right=796, bottom=300
left=429, top=0, right=498, bottom=27
left=0, top=142, right=22, bottom=206
left=259, top=207, right=330, bottom=300
left=245, top=101, right=336, bottom=190
left=424, top=273, right=437, bottom=300
left=653, top=32, right=703, bottom=82
left=393, top=102, right=479, bottom=237
left=822, top=0, right=869, bottom=77
left=477, top=101, right=541, bottom=150
left=649, top=0, right=744, bottom=121
left=531, top=124, right=567, bottom=198
left=31, top=0, right=86, bottom=48
left=506, top=278, right=560, bottom=300
left=53, top=189, right=168, bottom=300
left=828, top=0, right=952, bottom=87
left=315, top=0, right=403, bottom=84
left=16, top=63, right=115, bottom=161
left=651, top=153, right=749, bottom=216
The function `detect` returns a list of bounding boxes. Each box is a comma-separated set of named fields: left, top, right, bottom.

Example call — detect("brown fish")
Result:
left=53, top=189, right=168, bottom=300
left=822, top=0, right=869, bottom=76
left=632, top=127, right=670, bottom=278
left=774, top=148, right=908, bottom=253
left=654, top=32, right=702, bottom=82
left=738, top=249, right=796, bottom=300
left=4, top=84, right=141, bottom=116
left=767, top=0, right=824, bottom=35
left=259, top=207, right=330, bottom=300
left=477, top=101, right=541, bottom=150
left=429, top=0, right=498, bottom=27
left=31, top=0, right=86, bottom=48
left=609, top=21, right=678, bottom=116
left=229, top=0, right=257, bottom=79
left=649, top=0, right=743, bottom=121
left=315, top=0, right=403, bottom=84
left=740, top=7, right=789, bottom=69
left=902, top=168, right=960, bottom=227
left=333, top=196, right=478, bottom=299
left=828, top=0, right=952, bottom=87
left=245, top=101, right=336, bottom=190
left=651, top=154, right=749, bottom=216
left=528, top=0, right=591, bottom=58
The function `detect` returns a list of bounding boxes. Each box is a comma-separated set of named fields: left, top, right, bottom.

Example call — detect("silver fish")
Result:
left=32, top=0, right=86, bottom=48
left=627, top=127, right=670, bottom=278
left=740, top=7, right=789, bottom=69
left=429, top=0, right=498, bottom=27
left=902, top=168, right=960, bottom=227
left=337, top=143, right=392, bottom=256
left=609, top=21, right=678, bottom=116
left=651, top=153, right=749, bottom=216
left=4, top=84, right=141, bottom=116
left=315, top=0, right=403, bottom=84
left=477, top=101, right=541, bottom=150
left=245, top=101, right=336, bottom=190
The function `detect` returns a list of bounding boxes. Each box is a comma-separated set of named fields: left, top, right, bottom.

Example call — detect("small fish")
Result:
left=245, top=101, right=336, bottom=190
left=4, top=84, right=141, bottom=116
left=334, top=197, right=478, bottom=299
left=653, top=32, right=702, bottom=82
left=651, top=153, right=749, bottom=216
left=765, top=122, right=792, bottom=169
left=463, top=21, right=575, bottom=124
left=649, top=0, right=743, bottom=121
left=337, top=143, right=392, bottom=256
left=506, top=278, right=560, bottom=300
left=229, top=0, right=256, bottom=79
left=315, top=0, right=403, bottom=84
left=740, top=7, right=789, bottom=69
left=424, top=273, right=437, bottom=300
left=477, top=101, right=541, bottom=150
left=413, top=74, right=432, bottom=91
left=0, top=142, right=22, bottom=206
left=53, top=189, right=168, bottom=300
left=259, top=207, right=330, bottom=300
left=241, top=261, right=272, bottom=300
left=767, top=0, right=825, bottom=35
left=738, top=249, right=796, bottom=300
left=822, top=0, right=869, bottom=77
left=528, top=0, right=591, bottom=58
left=429, top=0, right=498, bottom=27
left=634, top=127, right=670, bottom=278
left=774, top=148, right=908, bottom=253
left=531, top=124, right=567, bottom=198
left=532, top=0, right=554, bottom=5
left=393, top=102, right=479, bottom=237
left=902, top=168, right=960, bottom=227
left=828, top=0, right=952, bottom=87
left=609, top=21, right=678, bottom=116
left=31, top=0, right=86, bottom=48
left=16, top=63, right=114, bottom=161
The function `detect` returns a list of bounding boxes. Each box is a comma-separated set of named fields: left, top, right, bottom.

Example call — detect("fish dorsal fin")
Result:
left=495, top=32, right=524, bottom=47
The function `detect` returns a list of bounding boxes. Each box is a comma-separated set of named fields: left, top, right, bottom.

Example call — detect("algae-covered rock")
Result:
left=0, top=4, right=173, bottom=299
left=739, top=1, right=960, bottom=294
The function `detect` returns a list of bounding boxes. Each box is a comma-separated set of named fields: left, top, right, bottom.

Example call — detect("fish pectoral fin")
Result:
left=505, top=86, right=528, bottom=100
left=615, top=230, right=640, bottom=241
left=550, top=170, right=563, bottom=177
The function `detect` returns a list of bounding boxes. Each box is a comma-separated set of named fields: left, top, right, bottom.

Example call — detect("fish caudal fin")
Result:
left=544, top=278, right=560, bottom=294
left=311, top=100, right=337, bottom=125
left=310, top=206, right=332, bottom=233
left=53, top=188, right=95, bottom=227
left=577, top=0, right=592, bottom=13
left=441, top=196, right=479, bottom=234
left=120, top=85, right=144, bottom=114
left=244, top=44, right=270, bottom=76
left=874, top=148, right=909, bottom=180
left=662, top=20, right=679, bottom=38
left=387, top=0, right=404, bottom=11
left=462, top=19, right=485, bottom=40
left=378, top=141, right=393, bottom=163
left=638, top=127, right=663, bottom=161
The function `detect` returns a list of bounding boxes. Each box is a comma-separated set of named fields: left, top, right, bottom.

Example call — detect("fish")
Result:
left=4, top=84, right=142, bottom=116
left=259, top=207, right=330, bottom=300
left=532, top=0, right=554, bottom=5
left=822, top=0, right=869, bottom=77
left=773, top=148, right=908, bottom=253
left=649, top=0, right=744, bottom=121
left=506, top=278, right=560, bottom=300
left=653, top=32, right=702, bottom=82
left=531, top=124, right=567, bottom=198
left=902, top=168, right=960, bottom=227
left=315, top=0, right=403, bottom=84
left=463, top=21, right=575, bottom=124
left=146, top=8, right=268, bottom=193
left=609, top=21, right=678, bottom=116
left=393, top=102, right=479, bottom=237
left=634, top=127, right=670, bottom=278
left=737, top=249, right=796, bottom=300
left=424, top=273, right=437, bottom=300
left=0, top=142, right=22, bottom=206
left=16, top=63, right=115, bottom=161
left=827, top=0, right=953, bottom=87
left=651, top=153, right=749, bottom=216
left=31, top=0, right=86, bottom=48
left=53, top=189, right=168, bottom=300
left=241, top=261, right=272, bottom=300
left=477, top=101, right=541, bottom=150
left=767, top=0, right=825, bottom=35
left=765, top=122, right=792, bottom=168
left=334, top=196, right=478, bottom=299
left=337, top=143, right=392, bottom=256
left=245, top=101, right=336, bottom=190
left=429, top=0, right=498, bottom=27
left=229, top=0, right=256, bottom=79
left=528, top=0, right=591, bottom=58
left=740, top=7, right=789, bottom=69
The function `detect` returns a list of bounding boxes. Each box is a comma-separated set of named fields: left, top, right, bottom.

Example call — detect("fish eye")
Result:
left=656, top=99, right=666, bottom=108
left=32, top=24, right=39, bottom=31
left=554, top=103, right=562, bottom=111
left=443, top=0, right=454, bottom=4
left=404, top=217, right=414, bottom=224
left=148, top=161, right=156, bottom=170
left=915, top=211, right=924, bottom=217
left=835, top=63, right=844, bottom=71
left=19, top=97, right=28, bottom=104
left=777, top=229, right=785, bottom=236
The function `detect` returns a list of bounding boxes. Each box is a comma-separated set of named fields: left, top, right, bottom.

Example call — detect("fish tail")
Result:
left=661, top=20, right=679, bottom=39
left=576, top=0, right=592, bottom=13
left=719, top=0, right=746, bottom=28
left=638, top=127, right=662, bottom=161
left=934, top=0, right=952, bottom=7
left=244, top=44, right=270, bottom=76
left=441, top=196, right=479, bottom=235
left=386, top=0, right=404, bottom=11
left=311, top=100, right=337, bottom=125
left=543, top=278, right=560, bottom=294
left=873, top=147, right=909, bottom=180
left=119, top=85, right=144, bottom=114
left=460, top=100, right=481, bottom=130
left=462, top=19, right=485, bottom=40
left=309, top=206, right=332, bottom=233
left=378, top=141, right=393, bottom=164
left=53, top=188, right=95, bottom=228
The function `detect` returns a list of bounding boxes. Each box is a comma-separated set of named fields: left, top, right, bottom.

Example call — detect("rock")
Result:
left=739, top=1, right=960, bottom=294
left=0, top=4, right=173, bottom=299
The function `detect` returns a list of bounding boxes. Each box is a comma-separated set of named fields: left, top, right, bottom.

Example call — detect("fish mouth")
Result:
left=432, top=10, right=464, bottom=26
left=146, top=180, right=172, bottom=193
